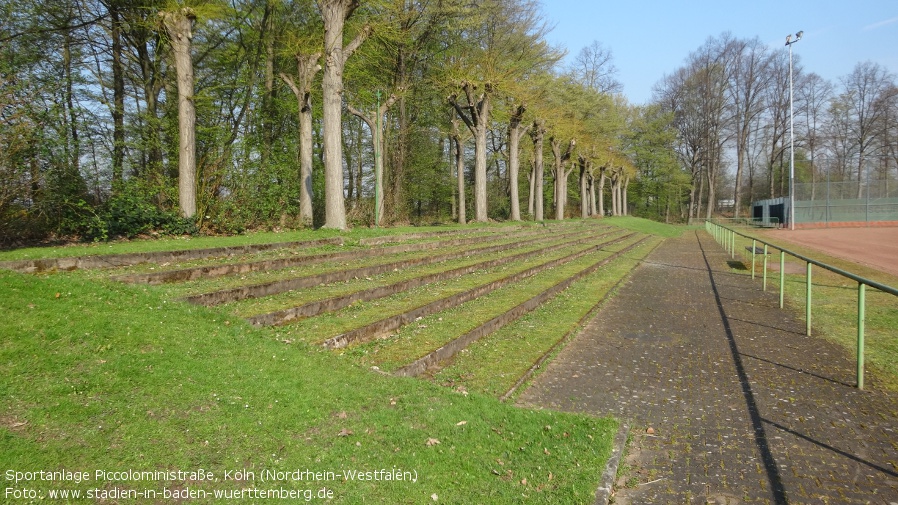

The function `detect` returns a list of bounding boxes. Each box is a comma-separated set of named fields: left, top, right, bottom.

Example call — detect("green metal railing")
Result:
left=705, top=220, right=898, bottom=389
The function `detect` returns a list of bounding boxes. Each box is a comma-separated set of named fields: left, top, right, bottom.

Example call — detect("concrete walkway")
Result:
left=518, top=230, right=898, bottom=504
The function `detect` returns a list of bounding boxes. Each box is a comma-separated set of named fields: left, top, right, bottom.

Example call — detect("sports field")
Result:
left=761, top=226, right=898, bottom=277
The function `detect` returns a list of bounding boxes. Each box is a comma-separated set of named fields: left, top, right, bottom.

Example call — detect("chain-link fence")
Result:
left=793, top=178, right=898, bottom=225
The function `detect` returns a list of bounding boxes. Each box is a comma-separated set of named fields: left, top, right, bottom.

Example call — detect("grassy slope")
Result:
left=1, top=256, right=613, bottom=503
left=1, top=217, right=688, bottom=503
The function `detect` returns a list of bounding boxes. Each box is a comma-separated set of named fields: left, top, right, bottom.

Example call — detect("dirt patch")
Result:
left=760, top=227, right=898, bottom=277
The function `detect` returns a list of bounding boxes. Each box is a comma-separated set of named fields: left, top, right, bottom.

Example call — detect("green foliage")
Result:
left=44, top=181, right=200, bottom=242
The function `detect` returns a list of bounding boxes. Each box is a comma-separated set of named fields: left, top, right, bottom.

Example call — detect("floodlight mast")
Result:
left=785, top=31, right=803, bottom=230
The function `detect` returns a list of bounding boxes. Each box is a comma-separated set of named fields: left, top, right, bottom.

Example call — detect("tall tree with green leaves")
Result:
left=159, top=6, right=198, bottom=218
left=316, top=0, right=370, bottom=229
left=444, top=0, right=558, bottom=222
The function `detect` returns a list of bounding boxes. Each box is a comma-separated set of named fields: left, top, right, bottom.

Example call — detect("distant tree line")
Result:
left=652, top=32, right=898, bottom=221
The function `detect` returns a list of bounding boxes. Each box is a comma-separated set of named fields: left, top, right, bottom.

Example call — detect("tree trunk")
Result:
left=578, top=156, right=588, bottom=218
left=527, top=159, right=536, bottom=217
left=161, top=7, right=197, bottom=218
left=317, top=0, right=369, bottom=229
left=110, top=1, right=125, bottom=189
left=449, top=81, right=492, bottom=222
left=507, top=104, right=528, bottom=221
left=348, top=93, right=398, bottom=226
left=623, top=176, right=630, bottom=216
left=550, top=137, right=574, bottom=221
left=598, top=168, right=606, bottom=216
left=451, top=119, right=466, bottom=224
left=588, top=173, right=597, bottom=216
left=261, top=1, right=275, bottom=170
left=280, top=53, right=321, bottom=226
left=530, top=120, right=546, bottom=221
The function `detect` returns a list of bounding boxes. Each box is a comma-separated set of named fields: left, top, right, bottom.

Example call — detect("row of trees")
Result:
left=653, top=32, right=898, bottom=220
left=4, top=2, right=894, bottom=244
left=2, top=0, right=667, bottom=244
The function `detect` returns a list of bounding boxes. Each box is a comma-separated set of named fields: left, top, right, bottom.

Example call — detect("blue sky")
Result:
left=540, top=0, right=898, bottom=104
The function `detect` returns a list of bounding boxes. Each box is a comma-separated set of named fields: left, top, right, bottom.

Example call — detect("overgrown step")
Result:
left=356, top=225, right=532, bottom=246
left=188, top=226, right=609, bottom=307
left=497, top=239, right=661, bottom=401
left=0, top=237, right=344, bottom=273
left=321, top=233, right=637, bottom=350
left=393, top=236, right=652, bottom=377
left=114, top=226, right=566, bottom=284
left=245, top=228, right=620, bottom=325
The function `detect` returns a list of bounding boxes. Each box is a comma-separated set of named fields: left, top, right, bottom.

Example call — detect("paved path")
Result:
left=518, top=231, right=898, bottom=504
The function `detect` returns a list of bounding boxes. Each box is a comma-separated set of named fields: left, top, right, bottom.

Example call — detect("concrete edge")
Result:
left=594, top=421, right=630, bottom=505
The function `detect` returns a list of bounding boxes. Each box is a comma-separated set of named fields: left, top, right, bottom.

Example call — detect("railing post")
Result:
left=780, top=251, right=786, bottom=308
left=857, top=283, right=866, bottom=390
left=751, top=238, right=758, bottom=280
left=763, top=244, right=768, bottom=291
left=806, top=262, right=812, bottom=336
left=730, top=229, right=735, bottom=258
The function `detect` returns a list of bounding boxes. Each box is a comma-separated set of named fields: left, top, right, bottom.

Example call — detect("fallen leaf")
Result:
left=55, top=292, right=61, bottom=298
left=520, top=478, right=528, bottom=486
left=543, top=448, right=550, bottom=455
left=337, top=428, right=353, bottom=437
left=548, top=472, right=553, bottom=481
left=431, top=493, right=438, bottom=501
left=336, top=411, right=348, bottom=419
left=425, top=438, right=440, bottom=447
left=456, top=420, right=467, bottom=426
left=646, top=427, right=655, bottom=435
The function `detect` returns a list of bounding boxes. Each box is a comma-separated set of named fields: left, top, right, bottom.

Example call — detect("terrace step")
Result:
left=0, top=237, right=345, bottom=273
left=245, top=228, right=619, bottom=325
left=394, top=236, right=652, bottom=377
left=321, top=233, right=637, bottom=350
left=114, top=228, right=558, bottom=284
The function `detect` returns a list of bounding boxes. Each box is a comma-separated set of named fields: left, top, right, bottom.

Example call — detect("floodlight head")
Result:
left=796, top=30, right=803, bottom=40
left=785, top=34, right=791, bottom=46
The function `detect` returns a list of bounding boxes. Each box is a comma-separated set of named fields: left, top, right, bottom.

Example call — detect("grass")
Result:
left=0, top=268, right=616, bottom=503
left=1, top=217, right=689, bottom=502
left=275, top=239, right=623, bottom=345
left=602, top=216, right=691, bottom=238
left=0, top=221, right=554, bottom=261
left=717, top=225, right=898, bottom=391
left=432, top=237, right=661, bottom=397
left=350, top=235, right=645, bottom=373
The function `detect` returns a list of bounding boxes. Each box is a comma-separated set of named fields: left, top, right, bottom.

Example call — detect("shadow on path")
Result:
left=697, top=233, right=789, bottom=504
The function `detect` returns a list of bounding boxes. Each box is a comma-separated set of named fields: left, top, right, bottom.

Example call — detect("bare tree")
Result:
left=569, top=40, right=622, bottom=94
left=726, top=36, right=770, bottom=217
left=347, top=92, right=399, bottom=225
left=840, top=61, right=895, bottom=196
left=795, top=72, right=833, bottom=198
left=448, top=82, right=491, bottom=222
left=549, top=136, right=575, bottom=220
left=530, top=119, right=547, bottom=220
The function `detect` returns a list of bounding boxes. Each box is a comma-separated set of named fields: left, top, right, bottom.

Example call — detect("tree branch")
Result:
left=448, top=95, right=476, bottom=135
left=342, top=24, right=371, bottom=64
